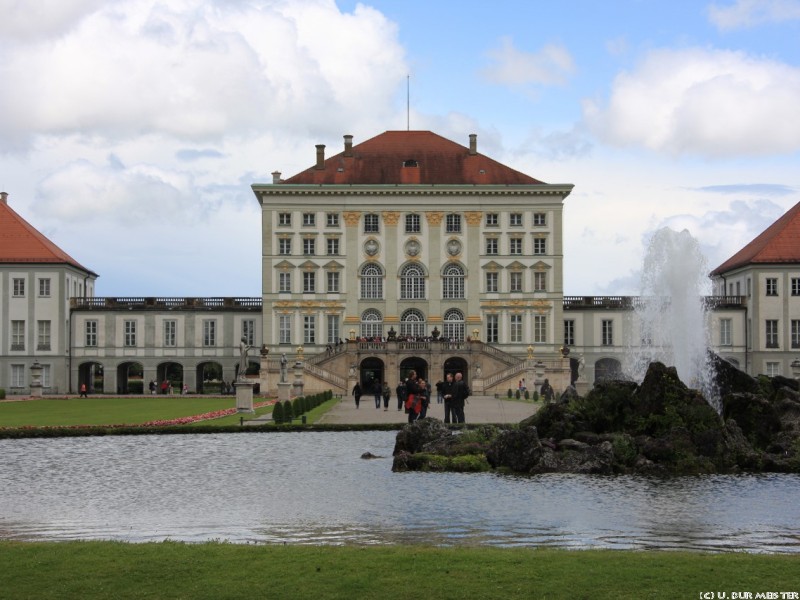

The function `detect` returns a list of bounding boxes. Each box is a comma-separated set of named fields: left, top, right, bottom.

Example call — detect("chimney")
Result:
left=271, top=171, right=282, bottom=184
left=315, top=144, right=326, bottom=170
left=0, top=191, right=7, bottom=205
left=469, top=134, right=477, bottom=155
left=343, top=134, right=353, bottom=157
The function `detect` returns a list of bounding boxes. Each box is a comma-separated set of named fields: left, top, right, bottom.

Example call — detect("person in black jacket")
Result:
left=441, top=373, right=455, bottom=423
left=452, top=372, right=469, bottom=423
left=352, top=382, right=362, bottom=408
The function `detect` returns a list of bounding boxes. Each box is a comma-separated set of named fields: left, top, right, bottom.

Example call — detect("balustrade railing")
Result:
left=304, top=363, right=346, bottom=389
left=72, top=297, right=262, bottom=310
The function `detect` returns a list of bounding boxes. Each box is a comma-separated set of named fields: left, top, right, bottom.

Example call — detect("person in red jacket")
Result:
left=404, top=371, right=422, bottom=423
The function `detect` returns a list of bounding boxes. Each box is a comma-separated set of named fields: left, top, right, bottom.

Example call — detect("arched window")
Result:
left=443, top=309, right=465, bottom=341
left=442, top=263, right=465, bottom=299
left=400, top=309, right=426, bottom=339
left=400, top=264, right=425, bottom=299
left=360, top=263, right=384, bottom=299
left=360, top=309, right=383, bottom=339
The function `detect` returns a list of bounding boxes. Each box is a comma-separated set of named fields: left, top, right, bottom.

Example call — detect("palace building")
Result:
left=1, top=130, right=798, bottom=396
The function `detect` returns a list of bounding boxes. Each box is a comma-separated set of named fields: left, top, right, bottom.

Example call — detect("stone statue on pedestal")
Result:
left=280, top=353, right=288, bottom=383
left=238, top=336, right=253, bottom=381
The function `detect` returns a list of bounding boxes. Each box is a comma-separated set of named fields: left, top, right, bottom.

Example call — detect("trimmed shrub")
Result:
left=271, top=401, right=284, bottom=424
left=283, top=400, right=294, bottom=421
left=515, top=389, right=521, bottom=400
left=0, top=388, right=4, bottom=399
left=524, top=390, right=530, bottom=400
left=507, top=389, right=513, bottom=398
left=292, top=398, right=302, bottom=417
left=533, top=391, right=539, bottom=402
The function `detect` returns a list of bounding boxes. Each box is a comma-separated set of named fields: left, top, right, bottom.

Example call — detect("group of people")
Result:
left=354, top=371, right=469, bottom=424
left=148, top=380, right=190, bottom=395
left=351, top=380, right=393, bottom=410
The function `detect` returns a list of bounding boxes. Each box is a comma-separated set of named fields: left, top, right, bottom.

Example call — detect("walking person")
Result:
left=372, top=379, right=382, bottom=409
left=418, top=378, right=431, bottom=419
left=441, top=373, right=455, bottom=423
left=352, top=382, right=362, bottom=409
left=382, top=381, right=391, bottom=411
left=435, top=379, right=444, bottom=404
left=404, top=371, right=422, bottom=423
left=396, top=380, right=406, bottom=411
left=79, top=382, right=88, bottom=398
left=452, top=372, right=469, bottom=423
left=540, top=378, right=554, bottom=403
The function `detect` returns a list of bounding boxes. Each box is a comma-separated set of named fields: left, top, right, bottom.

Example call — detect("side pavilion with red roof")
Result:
left=0, top=192, right=98, bottom=393
left=710, top=201, right=800, bottom=376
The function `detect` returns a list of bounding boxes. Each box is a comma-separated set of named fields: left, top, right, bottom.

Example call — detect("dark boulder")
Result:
left=485, top=426, right=544, bottom=472
left=392, top=418, right=452, bottom=455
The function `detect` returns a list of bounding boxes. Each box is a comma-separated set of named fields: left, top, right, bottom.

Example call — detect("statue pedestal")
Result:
left=278, top=381, right=291, bottom=402
left=234, top=380, right=255, bottom=413
left=292, top=361, right=304, bottom=398
left=30, top=383, right=43, bottom=398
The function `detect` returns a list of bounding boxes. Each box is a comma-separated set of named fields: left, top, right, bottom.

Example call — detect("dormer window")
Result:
left=403, top=159, right=418, bottom=168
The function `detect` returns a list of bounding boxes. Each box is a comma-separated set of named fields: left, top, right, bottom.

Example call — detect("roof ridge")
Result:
left=0, top=200, right=96, bottom=274
left=280, top=130, right=545, bottom=186
left=711, top=200, right=800, bottom=275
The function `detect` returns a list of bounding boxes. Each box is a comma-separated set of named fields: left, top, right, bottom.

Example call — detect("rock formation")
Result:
left=392, top=360, right=800, bottom=475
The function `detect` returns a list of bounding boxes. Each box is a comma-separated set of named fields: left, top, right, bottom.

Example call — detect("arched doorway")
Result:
left=443, top=356, right=468, bottom=382
left=197, top=361, right=224, bottom=394
left=594, top=358, right=623, bottom=383
left=117, top=361, right=143, bottom=394
left=157, top=362, right=184, bottom=394
left=359, top=357, right=384, bottom=393
left=400, top=356, right=428, bottom=382
left=78, top=361, right=104, bottom=393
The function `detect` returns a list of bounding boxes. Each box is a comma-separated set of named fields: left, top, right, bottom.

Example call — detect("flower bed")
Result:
left=141, top=400, right=276, bottom=426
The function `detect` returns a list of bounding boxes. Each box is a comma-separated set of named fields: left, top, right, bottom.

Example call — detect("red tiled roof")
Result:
left=710, top=201, right=800, bottom=275
left=0, top=199, right=96, bottom=275
left=282, top=131, right=545, bottom=185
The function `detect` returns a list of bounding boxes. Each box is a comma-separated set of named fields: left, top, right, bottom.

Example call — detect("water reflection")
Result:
left=0, top=432, right=798, bottom=552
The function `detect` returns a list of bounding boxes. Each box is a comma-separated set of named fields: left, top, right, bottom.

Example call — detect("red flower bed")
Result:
left=142, top=400, right=277, bottom=426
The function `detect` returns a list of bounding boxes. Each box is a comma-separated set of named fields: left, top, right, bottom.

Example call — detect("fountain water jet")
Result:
left=624, top=228, right=720, bottom=412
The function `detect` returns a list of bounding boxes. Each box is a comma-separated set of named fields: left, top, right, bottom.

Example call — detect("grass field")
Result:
left=1, top=541, right=798, bottom=599
left=0, top=396, right=270, bottom=427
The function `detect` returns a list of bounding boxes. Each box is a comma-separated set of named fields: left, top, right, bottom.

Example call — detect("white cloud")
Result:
left=35, top=155, right=202, bottom=222
left=0, top=0, right=407, bottom=152
left=0, top=0, right=104, bottom=40
left=583, top=47, right=800, bottom=157
left=709, top=0, right=800, bottom=30
left=481, top=36, right=575, bottom=87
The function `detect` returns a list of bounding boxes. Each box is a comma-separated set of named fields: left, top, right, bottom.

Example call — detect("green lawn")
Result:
left=1, top=541, right=798, bottom=599
left=0, top=396, right=248, bottom=427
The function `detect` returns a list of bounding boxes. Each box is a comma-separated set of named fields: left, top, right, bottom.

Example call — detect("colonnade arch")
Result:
left=117, top=361, right=144, bottom=394
left=78, top=361, right=104, bottom=393
left=359, top=357, right=385, bottom=391
left=196, top=361, right=224, bottom=394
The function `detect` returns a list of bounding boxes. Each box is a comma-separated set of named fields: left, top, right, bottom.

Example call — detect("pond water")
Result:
left=1, top=431, right=799, bottom=552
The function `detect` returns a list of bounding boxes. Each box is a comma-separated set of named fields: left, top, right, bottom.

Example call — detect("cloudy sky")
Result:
left=1, top=0, right=799, bottom=297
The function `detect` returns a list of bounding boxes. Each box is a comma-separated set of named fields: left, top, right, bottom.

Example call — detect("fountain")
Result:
left=624, top=228, right=719, bottom=411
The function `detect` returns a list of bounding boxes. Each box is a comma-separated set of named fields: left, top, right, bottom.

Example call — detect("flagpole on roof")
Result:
left=407, top=74, right=410, bottom=131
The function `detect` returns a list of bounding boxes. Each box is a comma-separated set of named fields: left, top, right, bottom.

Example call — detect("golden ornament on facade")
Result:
left=425, top=211, right=444, bottom=225
left=464, top=211, right=483, bottom=226
left=382, top=211, right=400, bottom=225
left=343, top=211, right=361, bottom=226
